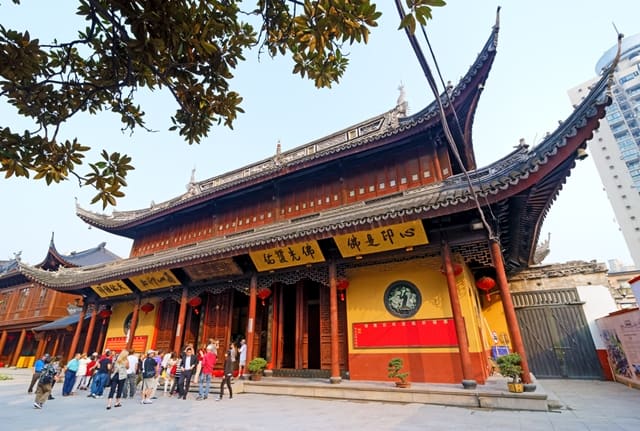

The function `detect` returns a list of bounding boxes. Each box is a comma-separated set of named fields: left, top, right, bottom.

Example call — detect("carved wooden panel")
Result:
left=201, top=291, right=234, bottom=356
left=155, top=299, right=178, bottom=352
left=183, top=259, right=243, bottom=281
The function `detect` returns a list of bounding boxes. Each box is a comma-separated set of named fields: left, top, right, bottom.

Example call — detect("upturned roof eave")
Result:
left=75, top=18, right=500, bottom=235
left=21, top=69, right=610, bottom=291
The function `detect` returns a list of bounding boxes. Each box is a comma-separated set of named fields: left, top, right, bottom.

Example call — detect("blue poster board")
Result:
left=491, top=345, right=510, bottom=359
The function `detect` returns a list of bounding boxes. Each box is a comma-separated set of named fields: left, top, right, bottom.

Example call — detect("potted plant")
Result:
left=248, top=357, right=268, bottom=381
left=387, top=357, right=410, bottom=388
left=496, top=353, right=524, bottom=393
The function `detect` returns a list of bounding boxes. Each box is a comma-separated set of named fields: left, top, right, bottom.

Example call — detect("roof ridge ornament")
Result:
left=274, top=140, right=283, bottom=166
left=185, top=166, right=200, bottom=197
left=396, top=82, right=408, bottom=116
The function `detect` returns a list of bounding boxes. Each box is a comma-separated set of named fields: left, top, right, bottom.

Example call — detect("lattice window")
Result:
left=0, top=293, right=8, bottom=313
left=37, top=287, right=47, bottom=307
left=17, top=287, right=30, bottom=310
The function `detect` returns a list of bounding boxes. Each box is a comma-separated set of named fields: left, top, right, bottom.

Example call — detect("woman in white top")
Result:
left=75, top=353, right=90, bottom=391
left=106, top=350, right=129, bottom=409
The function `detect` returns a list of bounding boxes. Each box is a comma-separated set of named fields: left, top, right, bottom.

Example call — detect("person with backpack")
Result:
left=33, top=354, right=58, bottom=409
left=140, top=349, right=158, bottom=404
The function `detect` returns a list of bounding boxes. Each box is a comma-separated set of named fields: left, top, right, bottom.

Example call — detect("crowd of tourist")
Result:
left=30, top=337, right=248, bottom=410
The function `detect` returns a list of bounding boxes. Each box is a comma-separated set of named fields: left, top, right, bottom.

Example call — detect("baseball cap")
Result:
left=147, top=349, right=155, bottom=355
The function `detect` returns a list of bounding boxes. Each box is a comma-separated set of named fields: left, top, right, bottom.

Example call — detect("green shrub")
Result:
left=387, top=357, right=409, bottom=384
left=496, top=353, right=523, bottom=383
left=248, top=357, right=268, bottom=374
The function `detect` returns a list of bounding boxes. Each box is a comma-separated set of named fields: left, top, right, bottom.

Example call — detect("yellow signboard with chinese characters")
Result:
left=91, top=280, right=133, bottom=298
left=249, top=241, right=325, bottom=272
left=129, top=270, right=181, bottom=291
left=334, top=220, right=429, bottom=258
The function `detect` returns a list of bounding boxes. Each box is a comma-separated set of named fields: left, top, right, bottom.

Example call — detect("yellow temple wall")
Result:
left=345, top=256, right=489, bottom=383
left=103, top=300, right=160, bottom=354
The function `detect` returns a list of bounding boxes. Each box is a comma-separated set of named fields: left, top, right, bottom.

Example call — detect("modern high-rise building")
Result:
left=568, top=33, right=640, bottom=268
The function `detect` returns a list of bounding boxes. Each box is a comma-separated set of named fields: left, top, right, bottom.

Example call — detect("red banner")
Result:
left=105, top=335, right=148, bottom=353
left=352, top=318, right=458, bottom=348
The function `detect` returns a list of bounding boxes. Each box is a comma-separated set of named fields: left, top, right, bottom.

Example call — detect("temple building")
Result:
left=4, top=14, right=618, bottom=386
left=0, top=238, right=119, bottom=367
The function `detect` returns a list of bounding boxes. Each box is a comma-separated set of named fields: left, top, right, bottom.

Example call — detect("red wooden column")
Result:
left=68, top=305, right=87, bottom=360
left=51, top=334, right=61, bottom=357
left=173, top=287, right=189, bottom=352
left=0, top=330, right=7, bottom=360
left=295, top=281, right=304, bottom=368
left=442, top=241, right=476, bottom=388
left=274, top=286, right=284, bottom=368
left=490, top=239, right=532, bottom=384
left=95, top=309, right=110, bottom=353
left=126, top=299, right=140, bottom=351
left=328, top=262, right=341, bottom=384
left=82, top=306, right=98, bottom=354
left=432, top=148, right=443, bottom=182
left=11, top=328, right=27, bottom=366
left=246, top=274, right=258, bottom=361
left=35, top=337, right=45, bottom=359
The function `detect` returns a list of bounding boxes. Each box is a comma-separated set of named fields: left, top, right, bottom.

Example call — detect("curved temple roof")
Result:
left=17, top=65, right=612, bottom=292
left=76, top=15, right=501, bottom=236
left=0, top=237, right=120, bottom=288
left=19, top=19, right=618, bottom=296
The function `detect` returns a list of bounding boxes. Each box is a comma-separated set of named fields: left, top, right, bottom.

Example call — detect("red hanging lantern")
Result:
left=257, top=287, right=272, bottom=306
left=140, top=302, right=155, bottom=314
left=336, top=278, right=349, bottom=301
left=188, top=297, right=202, bottom=314
left=476, top=276, right=497, bottom=301
left=98, top=309, right=113, bottom=319
left=98, top=308, right=112, bottom=324
left=440, top=263, right=463, bottom=276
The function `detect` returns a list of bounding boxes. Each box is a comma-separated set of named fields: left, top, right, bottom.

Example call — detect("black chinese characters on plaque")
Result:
left=384, top=280, right=421, bottom=318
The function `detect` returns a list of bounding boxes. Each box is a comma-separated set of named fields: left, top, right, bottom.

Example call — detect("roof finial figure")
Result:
left=533, top=232, right=551, bottom=264
left=185, top=166, right=199, bottom=196
left=13, top=251, right=22, bottom=262
left=274, top=140, right=283, bottom=166
left=396, top=82, right=408, bottom=116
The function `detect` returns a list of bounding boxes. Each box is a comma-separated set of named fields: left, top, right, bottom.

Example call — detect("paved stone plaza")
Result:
left=1, top=367, right=638, bottom=430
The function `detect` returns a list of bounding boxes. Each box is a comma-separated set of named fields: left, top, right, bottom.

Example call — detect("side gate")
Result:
left=512, top=288, right=603, bottom=379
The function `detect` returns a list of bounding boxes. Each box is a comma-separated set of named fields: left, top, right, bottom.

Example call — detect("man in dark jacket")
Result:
left=177, top=345, right=197, bottom=400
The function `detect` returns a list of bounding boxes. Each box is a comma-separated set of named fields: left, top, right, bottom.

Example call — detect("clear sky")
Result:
left=1, top=1, right=638, bottom=267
